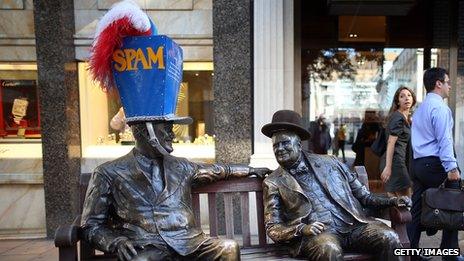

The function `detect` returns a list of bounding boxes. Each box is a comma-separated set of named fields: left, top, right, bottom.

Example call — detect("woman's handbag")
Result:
left=421, top=180, right=464, bottom=230
left=370, top=127, right=386, bottom=157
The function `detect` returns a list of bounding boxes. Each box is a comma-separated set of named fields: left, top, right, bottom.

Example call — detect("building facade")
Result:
left=0, top=0, right=463, bottom=238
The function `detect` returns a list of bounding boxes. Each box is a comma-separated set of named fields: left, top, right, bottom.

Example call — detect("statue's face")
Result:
left=153, top=122, right=175, bottom=153
left=272, top=131, right=301, bottom=167
left=131, top=121, right=175, bottom=157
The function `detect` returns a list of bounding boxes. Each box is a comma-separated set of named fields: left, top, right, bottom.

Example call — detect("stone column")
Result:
left=250, top=0, right=300, bottom=169
left=213, top=0, right=253, bottom=164
left=33, top=0, right=81, bottom=237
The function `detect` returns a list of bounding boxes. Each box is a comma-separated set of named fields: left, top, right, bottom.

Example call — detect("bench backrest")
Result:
left=191, top=177, right=266, bottom=247
left=79, top=166, right=369, bottom=249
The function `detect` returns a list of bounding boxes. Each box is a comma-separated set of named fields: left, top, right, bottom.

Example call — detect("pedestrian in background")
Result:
left=407, top=68, right=462, bottom=261
left=379, top=86, right=416, bottom=197
left=352, top=111, right=381, bottom=166
left=312, top=115, right=332, bottom=154
left=332, top=124, right=340, bottom=157
left=338, top=123, right=347, bottom=163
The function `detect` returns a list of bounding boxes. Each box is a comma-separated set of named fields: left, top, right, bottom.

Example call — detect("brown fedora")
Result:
left=261, top=110, right=310, bottom=140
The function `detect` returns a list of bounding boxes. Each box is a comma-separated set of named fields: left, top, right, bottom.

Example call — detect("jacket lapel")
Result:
left=304, top=152, right=362, bottom=218
left=278, top=167, right=308, bottom=202
left=303, top=151, right=332, bottom=196
left=121, top=150, right=157, bottom=203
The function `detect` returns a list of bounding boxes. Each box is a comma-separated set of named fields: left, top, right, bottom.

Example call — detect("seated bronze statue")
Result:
left=261, top=110, right=410, bottom=261
left=82, top=121, right=269, bottom=261
left=82, top=2, right=269, bottom=260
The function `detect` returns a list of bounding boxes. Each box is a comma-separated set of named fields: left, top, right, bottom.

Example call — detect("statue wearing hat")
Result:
left=261, top=110, right=410, bottom=261
left=81, top=2, right=269, bottom=260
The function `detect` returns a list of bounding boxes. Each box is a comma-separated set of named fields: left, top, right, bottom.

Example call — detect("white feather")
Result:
left=94, top=0, right=150, bottom=38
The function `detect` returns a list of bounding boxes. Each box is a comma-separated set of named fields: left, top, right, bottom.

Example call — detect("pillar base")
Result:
left=249, top=153, right=279, bottom=170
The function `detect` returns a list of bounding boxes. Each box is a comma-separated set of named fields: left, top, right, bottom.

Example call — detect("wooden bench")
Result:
left=55, top=166, right=411, bottom=260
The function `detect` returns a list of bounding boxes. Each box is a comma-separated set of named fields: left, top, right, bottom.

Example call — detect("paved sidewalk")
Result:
left=0, top=239, right=57, bottom=261
left=1, top=232, right=464, bottom=261
left=419, top=231, right=464, bottom=261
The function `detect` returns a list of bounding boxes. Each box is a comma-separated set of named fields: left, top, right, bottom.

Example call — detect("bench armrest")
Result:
left=389, top=206, right=411, bottom=249
left=54, top=215, right=81, bottom=248
left=389, top=206, right=411, bottom=224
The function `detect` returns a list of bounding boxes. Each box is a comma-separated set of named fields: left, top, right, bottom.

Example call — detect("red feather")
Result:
left=89, top=17, right=151, bottom=91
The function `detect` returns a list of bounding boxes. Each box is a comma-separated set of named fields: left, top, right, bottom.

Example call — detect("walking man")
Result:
left=407, top=67, right=462, bottom=261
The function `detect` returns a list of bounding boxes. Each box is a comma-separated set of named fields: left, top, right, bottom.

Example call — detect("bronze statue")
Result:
left=261, top=110, right=410, bottom=261
left=82, top=3, right=269, bottom=260
left=82, top=121, right=269, bottom=261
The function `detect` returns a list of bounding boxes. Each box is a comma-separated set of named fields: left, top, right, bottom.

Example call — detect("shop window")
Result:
left=303, top=48, right=435, bottom=147
left=79, top=62, right=214, bottom=161
left=0, top=64, right=40, bottom=140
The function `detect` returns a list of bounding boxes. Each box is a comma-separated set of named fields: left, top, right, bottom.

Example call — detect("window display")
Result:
left=0, top=65, right=40, bottom=140
left=79, top=62, right=215, bottom=161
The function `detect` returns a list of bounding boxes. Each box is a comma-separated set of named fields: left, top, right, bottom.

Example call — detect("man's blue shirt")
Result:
left=411, top=92, right=457, bottom=171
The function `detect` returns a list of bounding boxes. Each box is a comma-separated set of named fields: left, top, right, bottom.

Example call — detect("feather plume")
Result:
left=89, top=0, right=153, bottom=90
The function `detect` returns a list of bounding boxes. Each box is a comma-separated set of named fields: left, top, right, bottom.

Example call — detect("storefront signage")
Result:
left=1, top=80, right=36, bottom=88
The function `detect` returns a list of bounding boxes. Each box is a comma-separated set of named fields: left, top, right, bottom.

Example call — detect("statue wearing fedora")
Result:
left=262, top=110, right=410, bottom=261
left=81, top=2, right=269, bottom=260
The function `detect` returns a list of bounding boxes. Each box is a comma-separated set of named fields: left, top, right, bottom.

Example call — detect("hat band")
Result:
left=126, top=114, right=180, bottom=123
left=270, top=128, right=293, bottom=134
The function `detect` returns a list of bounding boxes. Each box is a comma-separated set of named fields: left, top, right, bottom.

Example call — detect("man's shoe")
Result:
left=418, top=255, right=433, bottom=261
left=425, top=228, right=438, bottom=236
left=411, top=255, right=432, bottom=261
left=442, top=255, right=464, bottom=261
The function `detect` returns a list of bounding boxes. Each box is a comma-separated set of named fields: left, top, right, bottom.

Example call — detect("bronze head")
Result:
left=131, top=121, right=176, bottom=158
left=272, top=130, right=302, bottom=168
left=262, top=110, right=310, bottom=168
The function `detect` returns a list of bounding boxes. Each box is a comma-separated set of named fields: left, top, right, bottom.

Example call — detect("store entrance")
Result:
left=302, top=47, right=440, bottom=191
left=299, top=0, right=453, bottom=192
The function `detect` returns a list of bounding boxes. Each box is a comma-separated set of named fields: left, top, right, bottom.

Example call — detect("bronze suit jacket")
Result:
left=263, top=152, right=392, bottom=254
left=81, top=149, right=249, bottom=256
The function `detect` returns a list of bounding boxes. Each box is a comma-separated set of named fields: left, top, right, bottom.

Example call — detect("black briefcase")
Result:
left=421, top=180, right=464, bottom=230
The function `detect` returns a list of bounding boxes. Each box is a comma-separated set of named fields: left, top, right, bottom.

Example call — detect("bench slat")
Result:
left=208, top=194, right=218, bottom=237
left=255, top=191, right=266, bottom=246
left=192, top=193, right=201, bottom=228
left=224, top=192, right=235, bottom=239
left=240, top=192, right=251, bottom=247
left=193, top=178, right=262, bottom=193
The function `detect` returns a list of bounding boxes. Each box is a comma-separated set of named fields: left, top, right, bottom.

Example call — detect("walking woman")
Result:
left=380, top=86, right=417, bottom=197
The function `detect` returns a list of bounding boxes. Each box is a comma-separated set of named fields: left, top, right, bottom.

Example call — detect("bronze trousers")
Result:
left=132, top=237, right=240, bottom=261
left=299, top=222, right=402, bottom=261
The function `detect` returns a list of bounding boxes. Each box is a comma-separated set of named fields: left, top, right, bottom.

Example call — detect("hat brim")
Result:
left=126, top=116, right=193, bottom=125
left=261, top=122, right=311, bottom=140
left=169, top=116, right=193, bottom=125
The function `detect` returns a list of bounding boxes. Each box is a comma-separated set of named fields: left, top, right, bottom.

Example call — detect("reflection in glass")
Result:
left=79, top=62, right=215, bottom=160
left=303, top=48, right=439, bottom=156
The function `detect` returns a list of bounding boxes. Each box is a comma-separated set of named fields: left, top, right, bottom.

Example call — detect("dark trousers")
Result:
left=407, top=156, right=460, bottom=251
left=339, top=140, right=346, bottom=161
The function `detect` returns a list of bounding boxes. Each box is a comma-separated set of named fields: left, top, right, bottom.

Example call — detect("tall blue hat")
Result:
left=89, top=0, right=192, bottom=125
